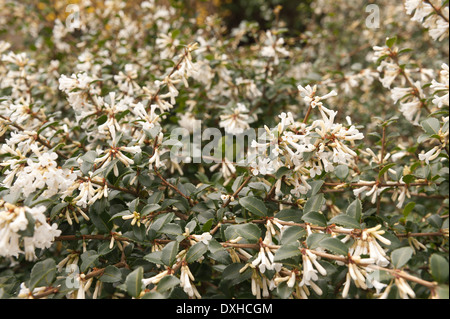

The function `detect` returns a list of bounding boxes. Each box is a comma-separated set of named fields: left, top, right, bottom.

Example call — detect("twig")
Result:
left=222, top=175, right=253, bottom=208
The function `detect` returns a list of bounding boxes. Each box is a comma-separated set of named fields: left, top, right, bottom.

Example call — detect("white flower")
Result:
left=219, top=103, right=250, bottom=135
left=180, top=264, right=201, bottom=298
left=0, top=202, right=61, bottom=260
left=418, top=146, right=441, bottom=164
left=260, top=30, right=290, bottom=65
left=191, top=232, right=212, bottom=245
left=430, top=63, right=449, bottom=108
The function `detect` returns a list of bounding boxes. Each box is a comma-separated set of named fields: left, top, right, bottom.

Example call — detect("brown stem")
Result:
left=424, top=0, right=449, bottom=23
left=222, top=175, right=253, bottom=208
left=153, top=165, right=194, bottom=207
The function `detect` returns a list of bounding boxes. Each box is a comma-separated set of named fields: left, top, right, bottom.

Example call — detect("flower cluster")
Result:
left=0, top=0, right=448, bottom=301
left=250, top=85, right=364, bottom=198
left=0, top=201, right=61, bottom=261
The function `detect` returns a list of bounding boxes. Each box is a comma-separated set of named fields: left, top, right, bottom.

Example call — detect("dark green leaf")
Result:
left=156, top=275, right=180, bottom=293
left=346, top=199, right=362, bottom=222
left=29, top=259, right=56, bottom=290
left=100, top=266, right=122, bottom=283
left=329, top=214, right=361, bottom=229
left=430, top=254, right=449, bottom=283
left=302, top=211, right=327, bottom=227
left=391, top=247, right=413, bottom=268
left=161, top=241, right=179, bottom=267
left=239, top=196, right=267, bottom=217
left=186, top=242, right=208, bottom=263
left=281, top=226, right=306, bottom=245
left=303, top=194, right=325, bottom=215
left=273, top=243, right=301, bottom=262
left=125, top=267, right=143, bottom=298
left=319, top=237, right=348, bottom=256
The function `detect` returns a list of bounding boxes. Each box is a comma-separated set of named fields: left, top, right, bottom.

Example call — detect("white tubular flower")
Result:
left=287, top=271, right=297, bottom=288
left=399, top=98, right=422, bottom=125
left=377, top=61, right=401, bottom=89
left=389, top=184, right=411, bottom=209
left=405, top=0, right=449, bottom=41
left=395, top=277, right=416, bottom=299
left=299, top=253, right=318, bottom=286
left=354, top=225, right=391, bottom=267
left=219, top=103, right=250, bottom=135
left=347, top=262, right=368, bottom=290
left=305, top=250, right=327, bottom=276
left=418, top=146, right=441, bottom=164
left=252, top=246, right=271, bottom=273
left=97, top=92, right=131, bottom=141
left=190, top=232, right=212, bottom=245
left=260, top=30, right=290, bottom=65
left=114, top=64, right=141, bottom=96
left=341, top=272, right=352, bottom=298
left=431, top=63, right=449, bottom=108
left=377, top=282, right=393, bottom=299
left=0, top=202, right=61, bottom=260
left=180, top=263, right=201, bottom=299
left=17, top=283, right=48, bottom=299
left=391, top=87, right=413, bottom=104
left=297, top=84, right=337, bottom=109
left=142, top=270, right=169, bottom=287
left=132, top=103, right=160, bottom=131
left=122, top=211, right=141, bottom=227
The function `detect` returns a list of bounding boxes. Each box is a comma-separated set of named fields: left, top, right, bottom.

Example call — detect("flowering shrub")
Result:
left=0, top=0, right=448, bottom=300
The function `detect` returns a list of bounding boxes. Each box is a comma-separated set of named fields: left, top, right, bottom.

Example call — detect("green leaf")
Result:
left=273, top=243, right=301, bottom=262
left=225, top=223, right=260, bottom=243
left=275, top=209, right=303, bottom=223
left=421, top=118, right=440, bottom=136
left=281, top=226, right=306, bottom=245
left=335, top=165, right=349, bottom=180
left=391, top=247, right=414, bottom=268
left=80, top=251, right=99, bottom=273
left=144, top=251, right=163, bottom=265
left=141, top=204, right=161, bottom=216
left=156, top=275, right=180, bottom=293
left=319, top=237, right=348, bottom=256
left=161, top=241, right=179, bottom=267
left=100, top=266, right=123, bottom=283
left=37, top=121, right=59, bottom=135
left=222, top=263, right=252, bottom=285
left=159, top=223, right=183, bottom=236
left=29, top=259, right=56, bottom=290
left=150, top=212, right=175, bottom=232
left=186, top=242, right=208, bottom=263
left=301, top=211, right=327, bottom=227
left=276, top=281, right=294, bottom=299
left=346, top=199, right=362, bottom=222
left=386, top=36, right=397, bottom=48
left=50, top=202, right=69, bottom=219
left=403, top=202, right=415, bottom=218
left=306, top=233, right=329, bottom=249
left=125, top=267, right=143, bottom=298
left=402, top=174, right=415, bottom=184
left=378, top=163, right=396, bottom=178
left=239, top=196, right=267, bottom=217
left=303, top=194, right=325, bottom=215
left=90, top=209, right=113, bottom=233
left=274, top=166, right=291, bottom=179
left=428, top=215, right=443, bottom=229
left=435, top=285, right=449, bottom=299
left=307, top=180, right=324, bottom=197
left=329, top=214, right=361, bottom=229
left=430, top=254, right=449, bottom=283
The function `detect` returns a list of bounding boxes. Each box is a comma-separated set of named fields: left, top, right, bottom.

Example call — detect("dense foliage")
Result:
left=0, top=0, right=448, bottom=299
